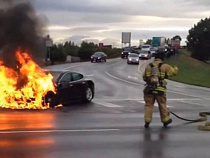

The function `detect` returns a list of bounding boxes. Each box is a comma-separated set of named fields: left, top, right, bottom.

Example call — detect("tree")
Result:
left=78, top=41, right=98, bottom=60
left=50, top=44, right=67, bottom=63
left=186, top=17, right=210, bottom=61
left=63, top=41, right=79, bottom=56
left=145, top=39, right=152, bottom=45
left=172, top=35, right=182, bottom=41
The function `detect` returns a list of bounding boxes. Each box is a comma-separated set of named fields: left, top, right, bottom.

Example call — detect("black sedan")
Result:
left=44, top=71, right=94, bottom=108
left=91, top=52, right=107, bottom=62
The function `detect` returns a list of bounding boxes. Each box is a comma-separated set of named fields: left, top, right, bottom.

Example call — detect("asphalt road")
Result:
left=1, top=58, right=210, bottom=158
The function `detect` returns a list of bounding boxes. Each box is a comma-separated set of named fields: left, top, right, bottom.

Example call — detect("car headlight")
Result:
left=128, top=52, right=131, bottom=54
left=129, top=58, right=132, bottom=61
left=136, top=59, right=139, bottom=61
left=165, top=49, right=167, bottom=51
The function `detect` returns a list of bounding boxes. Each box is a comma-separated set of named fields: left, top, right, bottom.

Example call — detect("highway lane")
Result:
left=1, top=58, right=210, bottom=158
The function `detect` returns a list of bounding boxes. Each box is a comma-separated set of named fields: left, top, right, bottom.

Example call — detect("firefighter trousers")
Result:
left=144, top=94, right=171, bottom=123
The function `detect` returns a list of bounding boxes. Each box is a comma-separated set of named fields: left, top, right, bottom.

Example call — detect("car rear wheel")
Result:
left=83, top=87, right=93, bottom=102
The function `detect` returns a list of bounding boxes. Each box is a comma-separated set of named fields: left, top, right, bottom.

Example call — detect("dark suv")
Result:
left=91, top=52, right=107, bottom=62
left=121, top=47, right=133, bottom=58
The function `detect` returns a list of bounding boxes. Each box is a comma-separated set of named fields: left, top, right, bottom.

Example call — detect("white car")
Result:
left=127, top=53, right=139, bottom=64
left=141, top=44, right=151, bottom=52
left=139, top=51, right=151, bottom=59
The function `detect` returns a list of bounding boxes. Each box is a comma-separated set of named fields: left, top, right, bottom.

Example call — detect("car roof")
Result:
left=141, top=50, right=149, bottom=53
left=44, top=70, right=84, bottom=80
left=94, top=51, right=105, bottom=54
left=129, top=53, right=138, bottom=56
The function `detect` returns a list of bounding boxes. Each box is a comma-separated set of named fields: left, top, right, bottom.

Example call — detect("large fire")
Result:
left=0, top=50, right=55, bottom=109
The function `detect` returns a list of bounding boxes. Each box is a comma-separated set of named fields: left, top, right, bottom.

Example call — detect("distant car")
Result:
left=127, top=53, right=139, bottom=64
left=91, top=52, right=107, bottom=62
left=139, top=51, right=151, bottom=59
left=150, top=47, right=158, bottom=56
left=121, top=47, right=132, bottom=58
left=141, top=44, right=151, bottom=52
left=44, top=71, right=94, bottom=107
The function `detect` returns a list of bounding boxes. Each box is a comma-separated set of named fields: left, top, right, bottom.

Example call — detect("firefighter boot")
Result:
left=163, top=119, right=172, bottom=127
left=144, top=122, right=150, bottom=128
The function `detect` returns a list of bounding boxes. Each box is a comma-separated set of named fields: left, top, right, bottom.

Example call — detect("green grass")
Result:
left=164, top=49, right=210, bottom=88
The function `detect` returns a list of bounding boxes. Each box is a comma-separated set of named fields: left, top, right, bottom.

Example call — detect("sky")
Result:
left=33, top=0, right=210, bottom=47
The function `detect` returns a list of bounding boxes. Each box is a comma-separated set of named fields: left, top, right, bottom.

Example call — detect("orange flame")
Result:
left=0, top=50, right=55, bottom=109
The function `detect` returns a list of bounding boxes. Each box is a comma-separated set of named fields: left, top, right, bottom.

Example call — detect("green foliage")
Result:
left=165, top=49, right=210, bottom=87
left=94, top=47, right=121, bottom=58
left=78, top=41, right=98, bottom=60
left=50, top=44, right=67, bottom=62
left=63, top=41, right=79, bottom=56
left=47, top=40, right=122, bottom=63
left=186, top=17, right=210, bottom=61
left=172, top=35, right=182, bottom=41
left=145, top=39, right=152, bottom=45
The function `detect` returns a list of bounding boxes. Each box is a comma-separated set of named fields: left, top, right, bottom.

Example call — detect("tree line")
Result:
left=49, top=41, right=121, bottom=63
left=186, top=17, right=210, bottom=61
left=48, top=17, right=210, bottom=63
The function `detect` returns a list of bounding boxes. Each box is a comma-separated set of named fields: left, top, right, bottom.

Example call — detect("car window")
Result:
left=129, top=54, right=138, bottom=57
left=141, top=51, right=149, bottom=54
left=102, top=52, right=106, bottom=56
left=94, top=52, right=102, bottom=56
left=60, top=73, right=72, bottom=82
left=142, top=46, right=150, bottom=48
left=72, top=73, right=83, bottom=81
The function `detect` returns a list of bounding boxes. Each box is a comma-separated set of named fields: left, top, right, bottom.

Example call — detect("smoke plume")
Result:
left=0, top=0, right=46, bottom=68
left=0, top=0, right=47, bottom=89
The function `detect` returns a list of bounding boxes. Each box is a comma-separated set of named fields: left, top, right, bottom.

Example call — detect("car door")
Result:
left=56, top=72, right=74, bottom=103
left=71, top=72, right=85, bottom=99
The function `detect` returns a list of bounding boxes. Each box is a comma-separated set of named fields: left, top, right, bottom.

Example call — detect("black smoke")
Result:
left=0, top=0, right=46, bottom=69
left=0, top=0, right=47, bottom=89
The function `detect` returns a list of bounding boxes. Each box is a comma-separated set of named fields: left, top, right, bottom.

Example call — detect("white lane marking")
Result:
left=128, top=76, right=139, bottom=80
left=137, top=101, right=174, bottom=108
left=181, top=100, right=203, bottom=106
left=135, top=60, right=208, bottom=99
left=93, top=98, right=202, bottom=108
left=167, top=89, right=207, bottom=99
left=0, top=129, right=120, bottom=134
left=106, top=70, right=207, bottom=99
left=85, top=74, right=94, bottom=77
left=138, top=60, right=147, bottom=74
left=63, top=63, right=90, bottom=70
left=106, top=71, right=141, bottom=86
left=94, top=101, right=122, bottom=108
left=93, top=98, right=203, bottom=102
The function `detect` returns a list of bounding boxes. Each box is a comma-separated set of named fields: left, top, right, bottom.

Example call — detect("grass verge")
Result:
left=164, top=49, right=210, bottom=88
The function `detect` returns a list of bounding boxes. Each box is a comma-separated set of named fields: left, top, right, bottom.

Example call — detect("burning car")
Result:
left=0, top=51, right=56, bottom=109
left=43, top=71, right=94, bottom=108
left=0, top=50, right=94, bottom=109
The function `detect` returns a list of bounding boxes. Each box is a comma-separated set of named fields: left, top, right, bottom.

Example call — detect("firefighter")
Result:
left=143, top=48, right=178, bottom=128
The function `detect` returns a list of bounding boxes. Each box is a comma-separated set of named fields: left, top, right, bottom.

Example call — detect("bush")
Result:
left=78, top=41, right=98, bottom=60
left=186, top=17, right=210, bottom=61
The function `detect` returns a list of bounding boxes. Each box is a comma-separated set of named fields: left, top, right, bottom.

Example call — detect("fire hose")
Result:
left=170, top=111, right=210, bottom=131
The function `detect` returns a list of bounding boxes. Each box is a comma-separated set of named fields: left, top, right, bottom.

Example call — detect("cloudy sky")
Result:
left=33, top=0, right=210, bottom=47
